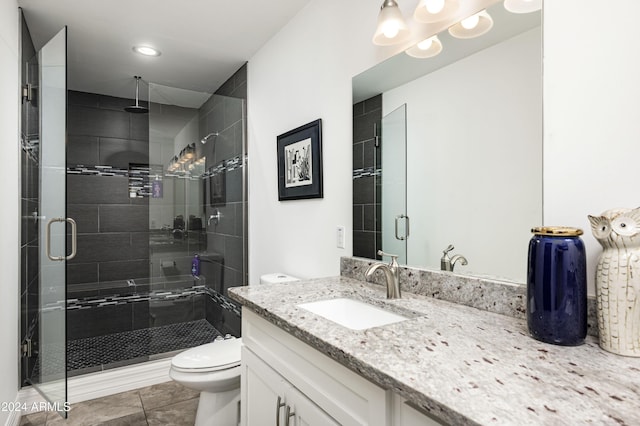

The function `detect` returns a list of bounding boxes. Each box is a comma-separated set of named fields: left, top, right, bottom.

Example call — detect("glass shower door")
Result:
left=148, top=86, right=246, bottom=350
left=33, top=27, right=69, bottom=416
left=381, top=104, right=408, bottom=264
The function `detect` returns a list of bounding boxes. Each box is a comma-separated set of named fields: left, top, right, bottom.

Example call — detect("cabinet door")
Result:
left=393, top=395, right=444, bottom=426
left=243, top=347, right=288, bottom=425
left=286, top=384, right=340, bottom=426
left=243, top=346, right=340, bottom=426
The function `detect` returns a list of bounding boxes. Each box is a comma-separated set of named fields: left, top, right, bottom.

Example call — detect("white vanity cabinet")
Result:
left=241, top=309, right=390, bottom=426
left=392, top=396, right=444, bottom=426
left=240, top=308, right=444, bottom=426
left=243, top=347, right=339, bottom=425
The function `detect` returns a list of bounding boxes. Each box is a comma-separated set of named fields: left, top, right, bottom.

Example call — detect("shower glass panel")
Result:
left=33, top=27, right=68, bottom=416
left=381, top=104, right=408, bottom=264
left=147, top=84, right=246, bottom=354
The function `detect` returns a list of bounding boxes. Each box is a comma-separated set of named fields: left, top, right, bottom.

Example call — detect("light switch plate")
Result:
left=336, top=226, right=345, bottom=249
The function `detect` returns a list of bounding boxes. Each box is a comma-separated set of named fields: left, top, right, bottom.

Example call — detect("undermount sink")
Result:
left=298, top=298, right=408, bottom=330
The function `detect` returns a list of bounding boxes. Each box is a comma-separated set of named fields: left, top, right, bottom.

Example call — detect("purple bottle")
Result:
left=191, top=254, right=200, bottom=277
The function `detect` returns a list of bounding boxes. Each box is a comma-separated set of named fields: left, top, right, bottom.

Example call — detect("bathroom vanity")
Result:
left=229, top=275, right=640, bottom=425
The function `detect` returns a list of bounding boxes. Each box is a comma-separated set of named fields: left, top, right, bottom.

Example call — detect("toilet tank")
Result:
left=259, top=273, right=300, bottom=285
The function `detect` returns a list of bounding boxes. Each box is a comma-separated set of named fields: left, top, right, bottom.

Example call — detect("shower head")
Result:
left=200, top=132, right=219, bottom=144
left=124, top=76, right=149, bottom=114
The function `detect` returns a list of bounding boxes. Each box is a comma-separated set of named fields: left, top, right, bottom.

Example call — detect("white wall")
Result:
left=0, top=0, right=21, bottom=422
left=544, top=0, right=640, bottom=295
left=247, top=0, right=392, bottom=282
left=383, top=27, right=542, bottom=282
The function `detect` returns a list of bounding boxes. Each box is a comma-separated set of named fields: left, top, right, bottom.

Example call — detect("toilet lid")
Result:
left=172, top=337, right=242, bottom=371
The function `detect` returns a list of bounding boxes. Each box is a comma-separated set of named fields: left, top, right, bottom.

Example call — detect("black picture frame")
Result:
left=277, top=119, right=323, bottom=201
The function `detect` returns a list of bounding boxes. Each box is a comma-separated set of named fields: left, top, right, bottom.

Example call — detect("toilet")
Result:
left=170, top=337, right=242, bottom=426
left=169, top=273, right=299, bottom=426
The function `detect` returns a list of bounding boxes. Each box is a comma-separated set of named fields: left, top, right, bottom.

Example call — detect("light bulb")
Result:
left=461, top=14, right=479, bottom=30
left=132, top=46, right=161, bottom=57
left=425, top=0, right=445, bottom=14
left=417, top=38, right=434, bottom=50
left=382, top=22, right=400, bottom=39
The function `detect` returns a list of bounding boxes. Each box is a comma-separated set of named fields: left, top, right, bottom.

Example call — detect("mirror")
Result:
left=352, top=2, right=542, bottom=283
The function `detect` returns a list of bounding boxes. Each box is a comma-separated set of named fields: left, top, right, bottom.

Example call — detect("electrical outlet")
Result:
left=336, top=226, right=345, bottom=249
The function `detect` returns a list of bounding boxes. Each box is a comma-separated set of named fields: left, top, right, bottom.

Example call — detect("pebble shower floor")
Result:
left=67, top=319, right=219, bottom=372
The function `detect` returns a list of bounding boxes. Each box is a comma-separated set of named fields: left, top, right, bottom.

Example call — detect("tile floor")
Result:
left=20, top=381, right=199, bottom=426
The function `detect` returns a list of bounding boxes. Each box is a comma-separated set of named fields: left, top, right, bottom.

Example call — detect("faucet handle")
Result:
left=377, top=250, right=399, bottom=265
left=443, top=244, right=455, bottom=254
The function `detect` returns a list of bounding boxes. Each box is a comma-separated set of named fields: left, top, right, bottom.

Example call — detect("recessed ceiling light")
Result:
left=133, top=46, right=161, bottom=57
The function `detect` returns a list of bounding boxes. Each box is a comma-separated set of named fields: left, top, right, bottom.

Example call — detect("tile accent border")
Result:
left=47, top=285, right=241, bottom=317
left=204, top=154, right=245, bottom=178
left=340, top=256, right=598, bottom=337
left=352, top=166, right=381, bottom=179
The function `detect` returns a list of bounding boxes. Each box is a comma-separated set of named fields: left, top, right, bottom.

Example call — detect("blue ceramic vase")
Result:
left=527, top=227, right=587, bottom=346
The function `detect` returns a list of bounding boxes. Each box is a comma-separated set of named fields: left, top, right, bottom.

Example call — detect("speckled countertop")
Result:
left=228, top=277, right=640, bottom=426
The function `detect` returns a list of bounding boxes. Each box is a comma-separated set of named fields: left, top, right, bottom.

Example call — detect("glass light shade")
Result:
left=405, top=35, right=443, bottom=59
left=372, top=0, right=411, bottom=46
left=448, top=10, right=493, bottom=39
left=504, top=0, right=542, bottom=14
left=414, top=0, right=459, bottom=23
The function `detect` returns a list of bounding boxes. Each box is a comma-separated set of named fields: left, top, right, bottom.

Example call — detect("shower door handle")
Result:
left=46, top=217, right=77, bottom=261
left=395, top=214, right=409, bottom=241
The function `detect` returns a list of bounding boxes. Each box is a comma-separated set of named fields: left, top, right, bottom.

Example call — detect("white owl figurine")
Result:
left=588, top=207, right=640, bottom=357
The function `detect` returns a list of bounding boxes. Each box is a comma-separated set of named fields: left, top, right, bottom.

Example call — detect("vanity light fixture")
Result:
left=503, top=0, right=541, bottom=14
left=405, top=35, right=443, bottom=58
left=132, top=45, right=161, bottom=57
left=413, top=0, right=459, bottom=23
left=372, top=0, right=411, bottom=46
left=448, top=9, right=493, bottom=39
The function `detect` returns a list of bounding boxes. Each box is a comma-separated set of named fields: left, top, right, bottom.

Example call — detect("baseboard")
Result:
left=4, top=408, right=20, bottom=426
left=14, top=358, right=172, bottom=421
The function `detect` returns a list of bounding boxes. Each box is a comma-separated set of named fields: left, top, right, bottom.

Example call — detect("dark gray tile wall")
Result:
left=66, top=90, right=150, bottom=298
left=353, top=95, right=382, bottom=260
left=198, top=64, right=248, bottom=320
left=20, top=11, right=39, bottom=387
left=213, top=63, right=247, bottom=100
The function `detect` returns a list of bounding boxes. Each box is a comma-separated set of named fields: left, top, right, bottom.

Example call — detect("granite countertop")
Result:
left=228, top=277, right=640, bottom=426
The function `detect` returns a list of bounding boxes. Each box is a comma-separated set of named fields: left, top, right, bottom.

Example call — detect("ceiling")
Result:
left=18, top=0, right=312, bottom=100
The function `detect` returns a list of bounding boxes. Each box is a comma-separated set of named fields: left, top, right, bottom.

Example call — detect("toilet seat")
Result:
left=171, top=337, right=242, bottom=373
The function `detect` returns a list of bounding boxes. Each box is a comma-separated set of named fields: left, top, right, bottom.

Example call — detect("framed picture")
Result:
left=277, top=119, right=323, bottom=201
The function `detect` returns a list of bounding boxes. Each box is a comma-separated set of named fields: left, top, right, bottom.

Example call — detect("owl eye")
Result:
left=601, top=226, right=607, bottom=231
left=612, top=217, right=638, bottom=236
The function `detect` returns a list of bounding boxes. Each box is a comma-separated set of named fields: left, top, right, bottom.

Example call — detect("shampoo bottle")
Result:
left=191, top=254, right=200, bottom=277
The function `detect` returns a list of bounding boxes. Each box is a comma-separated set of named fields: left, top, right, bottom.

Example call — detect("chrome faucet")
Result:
left=440, top=245, right=468, bottom=272
left=365, top=250, right=401, bottom=299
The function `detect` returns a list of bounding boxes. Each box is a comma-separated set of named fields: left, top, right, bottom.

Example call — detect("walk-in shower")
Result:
left=64, top=80, right=247, bottom=376
left=20, top=60, right=248, bottom=384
